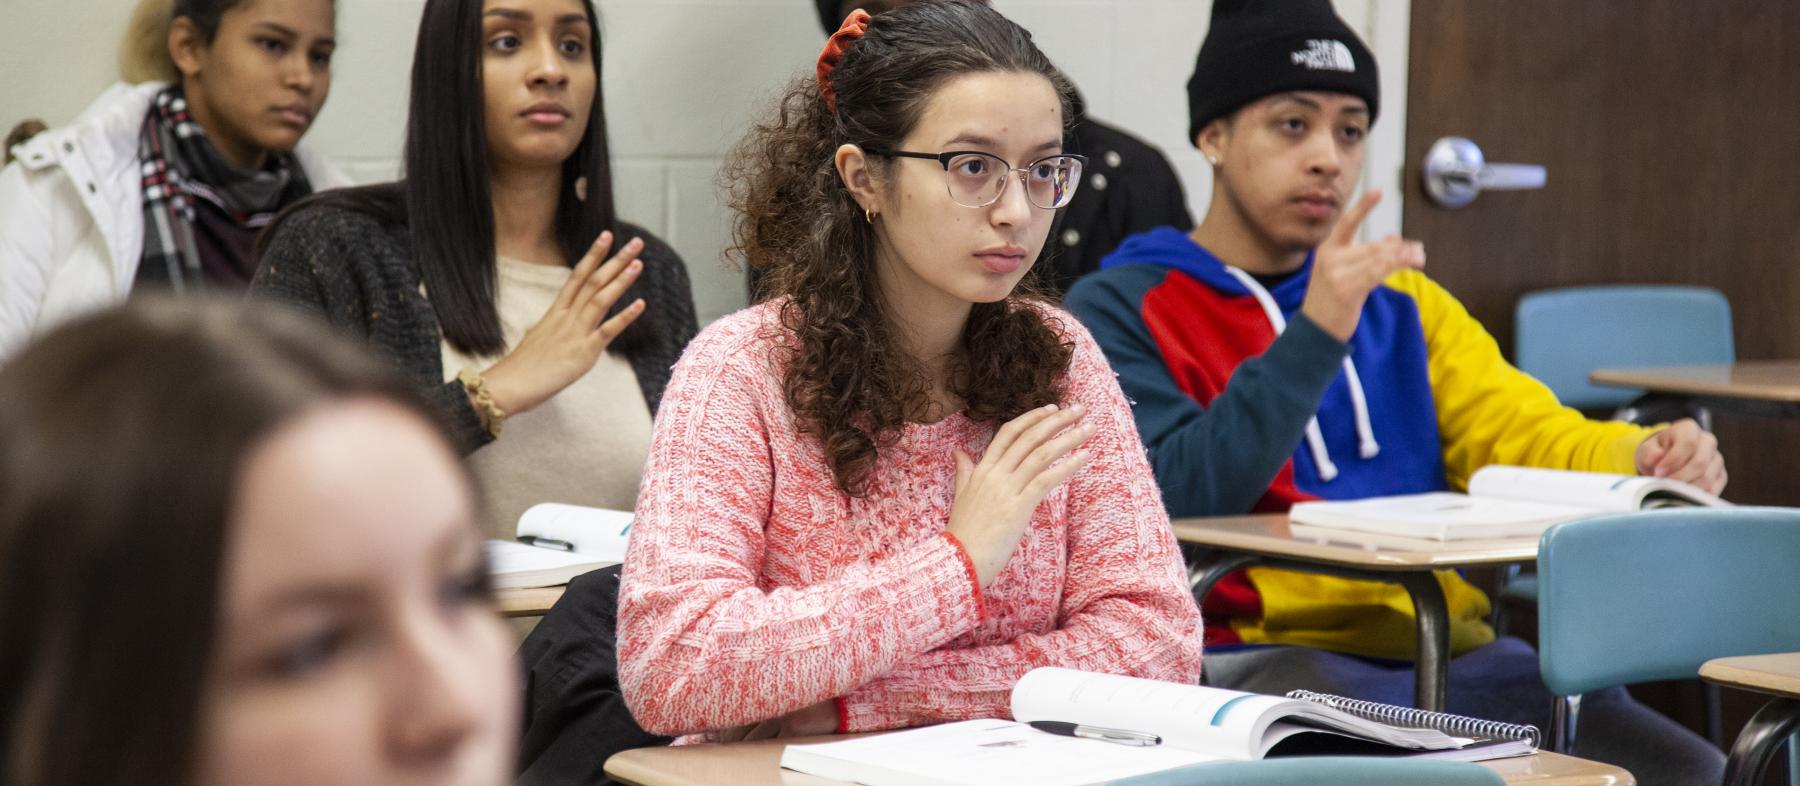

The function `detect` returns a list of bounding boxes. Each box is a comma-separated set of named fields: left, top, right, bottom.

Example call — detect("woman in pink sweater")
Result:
left=618, top=0, right=1203, bottom=741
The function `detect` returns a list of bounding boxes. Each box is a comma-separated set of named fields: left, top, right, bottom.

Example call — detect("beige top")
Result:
left=603, top=736, right=1635, bottom=786
left=441, top=256, right=653, bottom=540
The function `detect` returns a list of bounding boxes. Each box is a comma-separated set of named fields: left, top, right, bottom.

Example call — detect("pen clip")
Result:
left=1080, top=725, right=1162, bottom=746
left=1028, top=720, right=1162, bottom=747
left=518, top=535, right=576, bottom=552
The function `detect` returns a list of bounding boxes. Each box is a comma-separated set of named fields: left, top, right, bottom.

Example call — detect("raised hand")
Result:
left=1300, top=189, right=1427, bottom=341
left=946, top=403, right=1095, bottom=588
left=481, top=231, right=647, bottom=417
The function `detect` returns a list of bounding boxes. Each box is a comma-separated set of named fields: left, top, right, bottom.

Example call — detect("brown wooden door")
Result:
left=1402, top=0, right=1800, bottom=509
left=1403, top=3, right=1800, bottom=768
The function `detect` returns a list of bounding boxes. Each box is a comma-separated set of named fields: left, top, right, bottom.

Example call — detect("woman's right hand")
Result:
left=946, top=403, right=1095, bottom=588
left=481, top=231, right=647, bottom=416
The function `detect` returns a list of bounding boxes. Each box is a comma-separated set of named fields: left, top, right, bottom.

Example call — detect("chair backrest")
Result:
left=1109, top=756, right=1506, bottom=785
left=1537, top=507, right=1800, bottom=697
left=1514, top=285, right=1734, bottom=409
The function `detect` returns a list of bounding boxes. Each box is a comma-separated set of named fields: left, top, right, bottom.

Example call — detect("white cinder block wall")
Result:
left=1, top=0, right=1409, bottom=325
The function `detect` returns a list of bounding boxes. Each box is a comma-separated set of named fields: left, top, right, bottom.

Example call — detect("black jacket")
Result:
left=251, top=200, right=697, bottom=455
left=1048, top=103, right=1195, bottom=294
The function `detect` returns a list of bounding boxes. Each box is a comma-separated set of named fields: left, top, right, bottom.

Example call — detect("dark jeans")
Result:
left=1202, top=637, right=1724, bottom=786
left=516, top=565, right=671, bottom=785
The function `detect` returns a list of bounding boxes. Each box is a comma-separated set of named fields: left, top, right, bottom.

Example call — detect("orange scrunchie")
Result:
left=816, top=9, right=872, bottom=113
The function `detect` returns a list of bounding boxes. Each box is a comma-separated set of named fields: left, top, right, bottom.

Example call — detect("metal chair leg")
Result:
left=1548, top=694, right=1582, bottom=755
left=1490, top=563, right=1519, bottom=635
left=1185, top=548, right=1260, bottom=611
left=1398, top=571, right=1451, bottom=712
left=1787, top=730, right=1798, bottom=786
left=1704, top=682, right=1725, bottom=749
left=1722, top=698, right=1800, bottom=786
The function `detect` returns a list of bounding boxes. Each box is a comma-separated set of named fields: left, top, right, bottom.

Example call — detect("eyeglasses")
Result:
left=865, top=148, right=1087, bottom=210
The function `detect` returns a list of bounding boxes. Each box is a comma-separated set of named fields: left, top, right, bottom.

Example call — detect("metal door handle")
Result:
left=1423, top=136, right=1546, bottom=208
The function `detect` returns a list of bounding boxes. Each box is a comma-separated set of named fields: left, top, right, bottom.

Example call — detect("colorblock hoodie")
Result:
left=1065, top=227, right=1653, bottom=659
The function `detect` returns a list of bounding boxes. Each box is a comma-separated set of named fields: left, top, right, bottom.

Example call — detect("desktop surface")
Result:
left=1171, top=514, right=1541, bottom=570
left=603, top=733, right=1635, bottom=786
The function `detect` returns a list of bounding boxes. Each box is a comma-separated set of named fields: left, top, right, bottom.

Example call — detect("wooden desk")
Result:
left=1589, top=361, right=1800, bottom=418
left=604, top=735, right=1634, bottom=786
left=1700, top=653, right=1800, bottom=786
left=1173, top=514, right=1542, bottom=712
left=496, top=585, right=564, bottom=618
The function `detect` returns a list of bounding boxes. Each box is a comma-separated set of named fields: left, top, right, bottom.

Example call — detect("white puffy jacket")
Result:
left=0, top=81, right=348, bottom=360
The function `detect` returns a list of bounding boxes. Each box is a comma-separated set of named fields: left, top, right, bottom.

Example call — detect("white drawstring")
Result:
left=1222, top=267, right=1380, bottom=480
left=1339, top=358, right=1382, bottom=459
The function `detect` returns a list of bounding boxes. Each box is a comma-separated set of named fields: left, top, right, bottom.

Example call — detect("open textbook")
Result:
left=1287, top=465, right=1729, bottom=542
left=780, top=668, right=1537, bottom=786
left=484, top=503, right=633, bottom=590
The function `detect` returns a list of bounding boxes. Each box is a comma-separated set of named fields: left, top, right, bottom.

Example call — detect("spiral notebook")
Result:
left=780, top=668, right=1538, bottom=786
left=1283, top=689, right=1540, bottom=758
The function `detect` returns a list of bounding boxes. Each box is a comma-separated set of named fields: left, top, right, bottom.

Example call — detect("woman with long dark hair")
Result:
left=617, top=1, right=1201, bottom=741
left=0, top=298, right=518, bottom=786
left=253, top=0, right=696, bottom=537
left=0, top=0, right=345, bottom=361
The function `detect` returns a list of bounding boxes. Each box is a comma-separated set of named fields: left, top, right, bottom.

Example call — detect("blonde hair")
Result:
left=119, top=0, right=178, bottom=84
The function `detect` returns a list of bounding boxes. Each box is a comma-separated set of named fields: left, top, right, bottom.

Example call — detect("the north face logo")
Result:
left=1291, top=39, right=1356, bottom=72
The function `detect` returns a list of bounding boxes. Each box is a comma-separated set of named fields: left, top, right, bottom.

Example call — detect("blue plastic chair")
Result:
left=1499, top=286, right=1736, bottom=699
left=1537, top=507, right=1800, bottom=784
left=1514, top=285, right=1734, bottom=412
left=1108, top=756, right=1505, bottom=785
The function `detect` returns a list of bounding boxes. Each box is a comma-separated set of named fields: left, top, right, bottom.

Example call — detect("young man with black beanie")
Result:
left=806, top=0, right=1193, bottom=293
left=1065, top=1, right=1725, bottom=782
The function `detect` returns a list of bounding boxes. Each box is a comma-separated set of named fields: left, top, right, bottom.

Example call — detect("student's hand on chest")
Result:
left=946, top=404, right=1094, bottom=588
left=480, top=232, right=647, bottom=415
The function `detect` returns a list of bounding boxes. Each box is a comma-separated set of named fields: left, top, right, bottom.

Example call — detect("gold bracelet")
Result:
left=457, top=367, right=507, bottom=439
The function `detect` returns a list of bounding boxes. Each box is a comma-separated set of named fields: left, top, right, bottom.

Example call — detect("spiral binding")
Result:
left=1285, top=690, right=1542, bottom=750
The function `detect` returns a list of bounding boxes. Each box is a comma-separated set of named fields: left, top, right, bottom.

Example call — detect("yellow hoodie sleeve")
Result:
left=1384, top=270, right=1653, bottom=490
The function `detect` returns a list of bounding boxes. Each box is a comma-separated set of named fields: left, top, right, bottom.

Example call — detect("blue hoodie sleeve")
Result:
left=1064, top=267, right=1350, bottom=517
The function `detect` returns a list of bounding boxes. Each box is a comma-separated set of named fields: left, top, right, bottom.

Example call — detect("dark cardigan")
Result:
left=250, top=203, right=698, bottom=455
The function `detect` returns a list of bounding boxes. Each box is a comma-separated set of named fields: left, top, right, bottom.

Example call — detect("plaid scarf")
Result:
left=135, top=86, right=313, bottom=292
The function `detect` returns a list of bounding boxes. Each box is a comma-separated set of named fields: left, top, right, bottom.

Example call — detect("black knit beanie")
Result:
left=1186, top=0, right=1379, bottom=146
left=815, top=0, right=842, bottom=33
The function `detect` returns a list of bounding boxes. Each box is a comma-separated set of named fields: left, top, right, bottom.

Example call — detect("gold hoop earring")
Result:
left=865, top=208, right=876, bottom=224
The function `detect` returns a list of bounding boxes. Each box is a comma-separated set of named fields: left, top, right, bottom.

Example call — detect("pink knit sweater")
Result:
left=618, top=301, right=1203, bottom=739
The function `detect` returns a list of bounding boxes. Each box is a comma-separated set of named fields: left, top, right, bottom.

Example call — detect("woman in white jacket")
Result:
left=0, top=0, right=345, bottom=360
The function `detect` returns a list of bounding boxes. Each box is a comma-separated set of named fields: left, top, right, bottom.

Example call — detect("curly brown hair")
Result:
left=724, top=0, right=1078, bottom=496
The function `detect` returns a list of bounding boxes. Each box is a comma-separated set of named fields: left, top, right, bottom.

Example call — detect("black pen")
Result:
left=517, top=535, right=576, bottom=552
left=1027, top=720, right=1162, bottom=746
